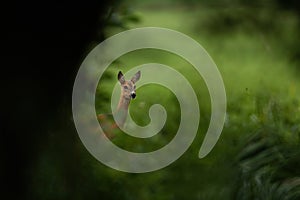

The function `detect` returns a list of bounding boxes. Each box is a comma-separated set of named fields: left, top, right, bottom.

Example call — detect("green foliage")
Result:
left=95, top=1, right=300, bottom=199
left=235, top=98, right=300, bottom=199
left=231, top=82, right=300, bottom=199
left=28, top=1, right=300, bottom=199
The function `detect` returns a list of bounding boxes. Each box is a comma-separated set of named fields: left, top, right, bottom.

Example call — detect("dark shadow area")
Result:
left=2, top=1, right=116, bottom=199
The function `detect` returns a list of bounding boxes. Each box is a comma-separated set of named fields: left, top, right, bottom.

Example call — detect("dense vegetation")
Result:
left=8, top=0, right=300, bottom=199
left=93, top=1, right=300, bottom=199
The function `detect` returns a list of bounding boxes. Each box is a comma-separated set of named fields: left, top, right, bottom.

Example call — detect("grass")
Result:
left=28, top=1, right=300, bottom=200
left=92, top=1, right=300, bottom=199
left=94, top=2, right=300, bottom=199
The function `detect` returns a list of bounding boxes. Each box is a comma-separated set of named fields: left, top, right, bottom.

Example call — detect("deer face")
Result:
left=118, top=71, right=141, bottom=100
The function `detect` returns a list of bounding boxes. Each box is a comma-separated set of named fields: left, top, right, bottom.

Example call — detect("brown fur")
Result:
left=98, top=71, right=141, bottom=138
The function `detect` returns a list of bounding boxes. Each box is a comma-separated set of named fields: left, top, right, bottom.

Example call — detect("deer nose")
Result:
left=131, top=93, right=136, bottom=99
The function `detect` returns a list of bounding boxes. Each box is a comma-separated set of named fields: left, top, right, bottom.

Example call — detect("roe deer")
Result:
left=98, top=70, right=141, bottom=138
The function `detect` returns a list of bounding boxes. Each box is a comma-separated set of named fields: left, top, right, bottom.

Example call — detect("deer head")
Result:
left=118, top=71, right=141, bottom=100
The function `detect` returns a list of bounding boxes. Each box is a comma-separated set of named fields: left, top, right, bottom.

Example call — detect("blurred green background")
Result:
left=8, top=0, right=300, bottom=199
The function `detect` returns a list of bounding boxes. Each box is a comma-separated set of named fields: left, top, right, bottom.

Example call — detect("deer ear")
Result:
left=118, top=71, right=125, bottom=84
left=131, top=71, right=141, bottom=83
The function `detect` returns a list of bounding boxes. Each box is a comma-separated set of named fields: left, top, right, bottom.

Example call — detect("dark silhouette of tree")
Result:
left=2, top=1, right=118, bottom=199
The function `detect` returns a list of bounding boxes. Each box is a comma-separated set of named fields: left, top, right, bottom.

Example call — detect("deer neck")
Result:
left=115, top=95, right=131, bottom=127
left=117, top=94, right=131, bottom=110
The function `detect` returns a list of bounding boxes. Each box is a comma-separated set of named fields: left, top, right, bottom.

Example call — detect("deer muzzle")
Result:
left=131, top=92, right=136, bottom=99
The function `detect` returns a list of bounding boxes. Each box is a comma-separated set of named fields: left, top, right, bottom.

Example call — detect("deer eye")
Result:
left=123, top=86, right=128, bottom=89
